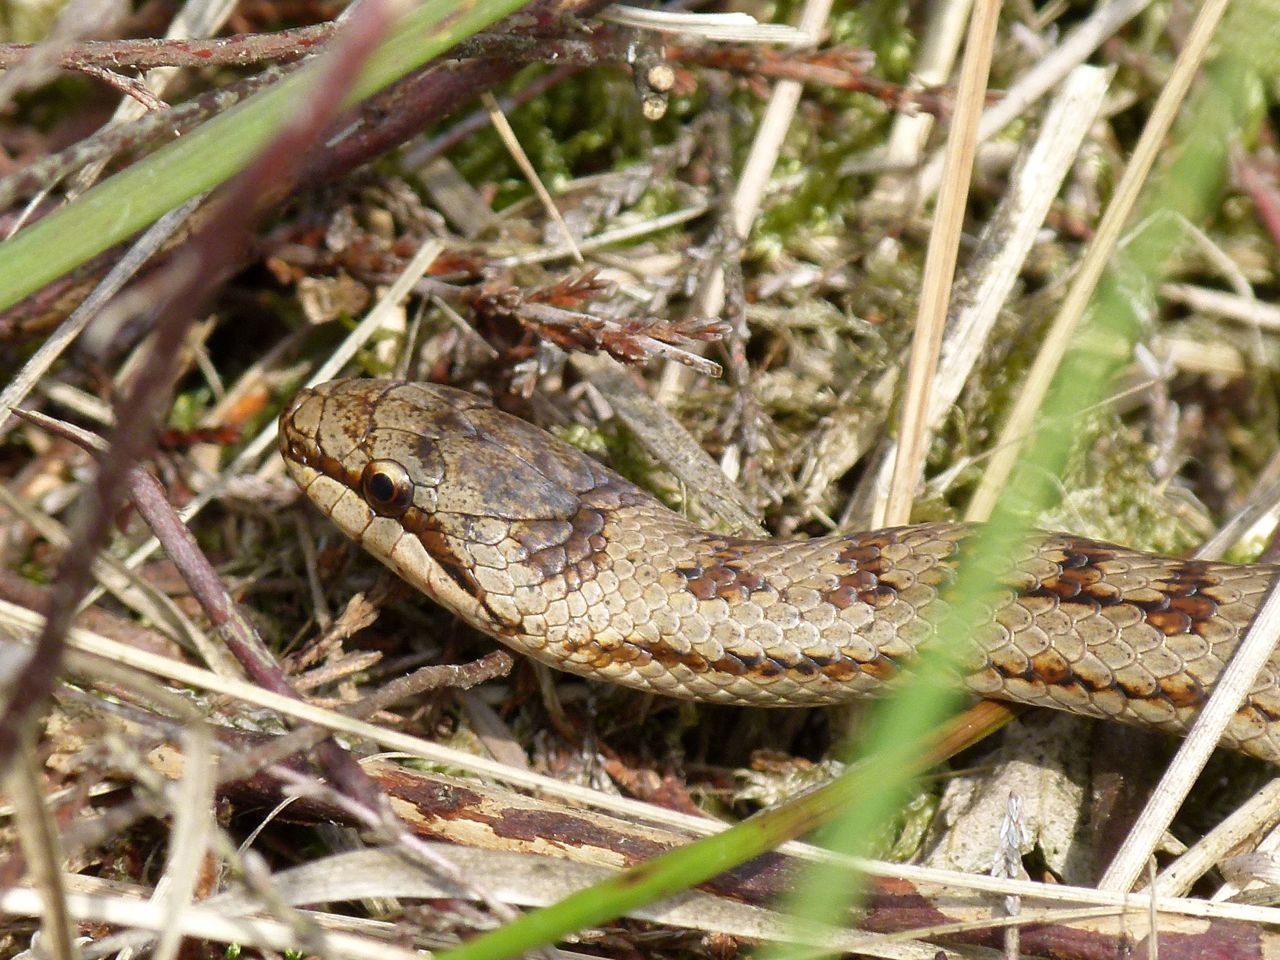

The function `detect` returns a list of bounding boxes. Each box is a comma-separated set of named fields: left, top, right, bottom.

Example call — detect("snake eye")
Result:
left=361, top=460, right=413, bottom=516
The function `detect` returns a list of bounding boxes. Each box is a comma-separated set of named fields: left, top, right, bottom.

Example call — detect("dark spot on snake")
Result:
left=756, top=659, right=785, bottom=679
left=858, top=656, right=897, bottom=682
left=527, top=547, right=568, bottom=579
left=1028, top=649, right=1072, bottom=685
left=1060, top=551, right=1092, bottom=570
left=1156, top=673, right=1204, bottom=708
left=790, top=657, right=819, bottom=677
left=858, top=585, right=898, bottom=608
left=1057, top=565, right=1102, bottom=589
left=1168, top=594, right=1217, bottom=620
left=1114, top=673, right=1159, bottom=700
left=1145, top=609, right=1192, bottom=636
left=679, top=563, right=772, bottom=603
left=1032, top=577, right=1083, bottom=602
left=826, top=586, right=859, bottom=610
left=820, top=660, right=858, bottom=682
left=711, top=655, right=747, bottom=677
left=839, top=570, right=879, bottom=591
left=837, top=541, right=887, bottom=574
left=681, top=573, right=719, bottom=602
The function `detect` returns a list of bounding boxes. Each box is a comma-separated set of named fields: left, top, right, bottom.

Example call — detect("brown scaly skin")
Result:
left=279, top=379, right=1280, bottom=764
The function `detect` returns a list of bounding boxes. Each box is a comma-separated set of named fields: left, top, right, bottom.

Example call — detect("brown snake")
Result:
left=280, top=378, right=1280, bottom=764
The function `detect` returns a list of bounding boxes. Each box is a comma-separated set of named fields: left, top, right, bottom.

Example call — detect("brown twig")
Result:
left=472, top=273, right=729, bottom=376
left=0, top=21, right=629, bottom=72
left=0, top=23, right=335, bottom=70
left=302, top=0, right=615, bottom=185
left=0, top=66, right=286, bottom=212
left=74, top=63, right=170, bottom=109
left=0, top=0, right=395, bottom=777
left=669, top=43, right=988, bottom=118
left=401, top=64, right=584, bottom=169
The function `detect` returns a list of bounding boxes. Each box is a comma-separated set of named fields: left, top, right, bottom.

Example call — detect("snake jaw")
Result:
left=279, top=381, right=518, bottom=637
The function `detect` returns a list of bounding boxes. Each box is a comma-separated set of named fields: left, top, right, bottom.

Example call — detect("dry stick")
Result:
left=0, top=196, right=202, bottom=439
left=913, top=0, right=1152, bottom=203
left=15, top=601, right=1280, bottom=934
left=490, top=201, right=709, bottom=266
left=76, top=63, right=170, bottom=109
left=861, top=66, right=1107, bottom=527
left=1153, top=778, right=1280, bottom=898
left=69, top=652, right=216, bottom=960
left=1100, top=579, right=1280, bottom=892
left=0, top=0, right=120, bottom=109
left=310, top=60, right=524, bottom=183
left=128, top=463, right=381, bottom=808
left=964, top=0, right=1232, bottom=522
left=44, top=851, right=1278, bottom=960
left=881, top=0, right=1000, bottom=527
left=481, top=92, right=582, bottom=263
left=5, top=726, right=75, bottom=960
left=65, top=0, right=238, bottom=199
left=0, top=616, right=217, bottom=960
left=266, top=768, right=534, bottom=935
left=654, top=0, right=831, bottom=403
left=866, top=0, right=973, bottom=212
left=200, top=847, right=914, bottom=959
left=16, top=389, right=387, bottom=809
left=1162, top=282, right=1280, bottom=332
left=0, top=25, right=631, bottom=71
left=0, top=68, right=282, bottom=211
left=0, top=479, right=224, bottom=671
left=403, top=65, right=582, bottom=168
left=0, top=887, right=424, bottom=960
left=570, top=354, right=764, bottom=534
left=0, top=23, right=335, bottom=69
left=1194, top=454, right=1280, bottom=561
left=5, top=639, right=509, bottom=931
left=0, top=0, right=396, bottom=776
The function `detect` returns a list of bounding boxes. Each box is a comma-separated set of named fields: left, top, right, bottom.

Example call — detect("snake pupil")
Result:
left=368, top=472, right=395, bottom=503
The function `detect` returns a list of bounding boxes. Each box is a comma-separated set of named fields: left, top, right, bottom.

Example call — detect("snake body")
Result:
left=280, top=379, right=1280, bottom=764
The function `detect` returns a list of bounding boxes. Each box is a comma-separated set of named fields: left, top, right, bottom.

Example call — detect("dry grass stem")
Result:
left=966, top=0, right=1232, bottom=521
left=882, top=0, right=1001, bottom=526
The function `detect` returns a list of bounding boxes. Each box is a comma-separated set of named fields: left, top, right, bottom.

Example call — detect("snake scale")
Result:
left=280, top=379, right=1280, bottom=764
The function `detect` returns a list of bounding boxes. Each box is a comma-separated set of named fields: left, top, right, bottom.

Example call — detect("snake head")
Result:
left=279, top=378, right=627, bottom=634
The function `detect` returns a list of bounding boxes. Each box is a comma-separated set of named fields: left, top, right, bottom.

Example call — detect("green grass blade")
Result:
left=432, top=723, right=948, bottom=960
left=440, top=26, right=1267, bottom=960
left=0, top=0, right=530, bottom=312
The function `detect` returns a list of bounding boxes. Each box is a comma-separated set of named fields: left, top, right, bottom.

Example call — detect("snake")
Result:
left=279, top=378, right=1280, bottom=764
